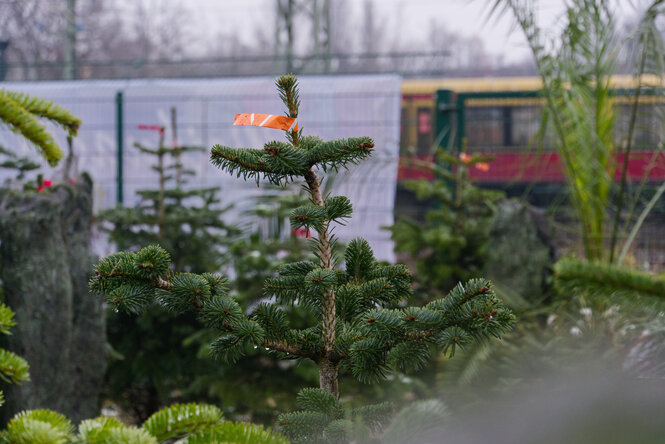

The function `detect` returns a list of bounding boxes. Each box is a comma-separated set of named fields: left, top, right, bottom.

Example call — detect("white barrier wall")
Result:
left=0, top=75, right=401, bottom=261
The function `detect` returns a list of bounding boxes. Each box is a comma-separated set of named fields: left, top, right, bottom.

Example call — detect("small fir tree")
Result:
left=90, top=75, right=514, bottom=424
left=99, top=108, right=238, bottom=273
left=390, top=148, right=504, bottom=301
left=97, top=109, right=239, bottom=420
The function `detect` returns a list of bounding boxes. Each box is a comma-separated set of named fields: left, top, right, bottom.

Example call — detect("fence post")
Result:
left=115, top=90, right=124, bottom=204
left=435, top=89, right=455, bottom=152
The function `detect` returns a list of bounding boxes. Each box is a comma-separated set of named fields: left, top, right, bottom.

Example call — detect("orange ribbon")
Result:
left=233, top=113, right=298, bottom=131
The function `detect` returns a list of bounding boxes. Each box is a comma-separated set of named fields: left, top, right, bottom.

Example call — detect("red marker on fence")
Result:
left=138, top=124, right=165, bottom=135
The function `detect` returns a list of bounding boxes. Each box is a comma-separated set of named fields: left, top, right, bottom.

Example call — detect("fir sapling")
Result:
left=90, top=75, right=515, bottom=405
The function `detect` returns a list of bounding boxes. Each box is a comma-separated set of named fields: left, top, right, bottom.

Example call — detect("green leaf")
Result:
left=107, top=283, right=155, bottom=314
left=290, top=205, right=327, bottom=232
left=435, top=326, right=471, bottom=357
left=0, top=349, right=30, bottom=385
left=304, top=268, right=337, bottom=291
left=77, top=417, right=157, bottom=444
left=277, top=260, right=318, bottom=277
left=132, top=244, right=171, bottom=279
left=142, top=403, right=222, bottom=441
left=199, top=297, right=243, bottom=330
left=0, top=304, right=16, bottom=336
left=277, top=411, right=330, bottom=442
left=296, top=388, right=343, bottom=419
left=3, top=90, right=80, bottom=136
left=163, top=273, right=211, bottom=313
left=5, top=410, right=74, bottom=444
left=324, top=196, right=353, bottom=223
left=388, top=341, right=431, bottom=373
left=177, top=421, right=288, bottom=444
left=253, top=303, right=290, bottom=340
left=344, top=238, right=375, bottom=281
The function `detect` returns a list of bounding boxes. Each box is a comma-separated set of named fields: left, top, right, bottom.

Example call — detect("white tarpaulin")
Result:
left=0, top=75, right=401, bottom=261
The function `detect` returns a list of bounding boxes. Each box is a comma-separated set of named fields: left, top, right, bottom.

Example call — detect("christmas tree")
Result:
left=390, top=148, right=503, bottom=301
left=99, top=107, right=237, bottom=273
left=90, top=75, right=514, bottom=425
left=97, top=109, right=239, bottom=420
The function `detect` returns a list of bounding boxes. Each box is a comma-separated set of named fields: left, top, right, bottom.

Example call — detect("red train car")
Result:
left=399, top=76, right=665, bottom=186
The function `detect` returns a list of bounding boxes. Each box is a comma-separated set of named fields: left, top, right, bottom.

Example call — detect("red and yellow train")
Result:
left=399, top=76, right=665, bottom=185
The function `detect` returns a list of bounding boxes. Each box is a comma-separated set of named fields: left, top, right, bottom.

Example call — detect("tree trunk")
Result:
left=318, top=357, right=339, bottom=398
left=305, top=168, right=339, bottom=398
left=0, top=175, right=105, bottom=424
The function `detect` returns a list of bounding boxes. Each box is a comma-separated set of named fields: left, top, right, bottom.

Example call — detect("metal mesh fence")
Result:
left=0, top=75, right=402, bottom=261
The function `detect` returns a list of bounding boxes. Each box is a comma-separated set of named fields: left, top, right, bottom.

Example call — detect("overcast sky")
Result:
left=175, top=0, right=649, bottom=64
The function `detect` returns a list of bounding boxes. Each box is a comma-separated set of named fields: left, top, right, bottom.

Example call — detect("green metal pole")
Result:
left=435, top=89, right=456, bottom=189
left=435, top=89, right=454, bottom=152
left=116, top=90, right=124, bottom=204
left=456, top=93, right=466, bottom=153
left=63, top=0, right=76, bottom=80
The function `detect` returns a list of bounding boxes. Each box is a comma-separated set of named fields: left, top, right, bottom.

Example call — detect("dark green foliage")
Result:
left=390, top=149, right=504, bottom=301
left=0, top=145, right=39, bottom=180
left=278, top=387, right=393, bottom=444
left=211, top=136, right=374, bottom=185
left=0, top=177, right=105, bottom=424
left=290, top=204, right=328, bottom=232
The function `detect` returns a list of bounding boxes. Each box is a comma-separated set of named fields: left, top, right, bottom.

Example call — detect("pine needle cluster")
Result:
left=90, top=75, right=515, bottom=433
left=0, top=403, right=287, bottom=444
left=0, top=90, right=80, bottom=166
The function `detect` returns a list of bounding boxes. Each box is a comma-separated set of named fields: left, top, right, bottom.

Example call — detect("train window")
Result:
left=634, top=105, right=663, bottom=148
left=466, top=107, right=503, bottom=151
left=417, top=107, right=433, bottom=154
left=511, top=106, right=550, bottom=149
left=615, top=103, right=664, bottom=149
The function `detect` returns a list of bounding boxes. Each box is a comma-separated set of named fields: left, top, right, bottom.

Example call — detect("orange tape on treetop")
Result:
left=233, top=113, right=298, bottom=131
